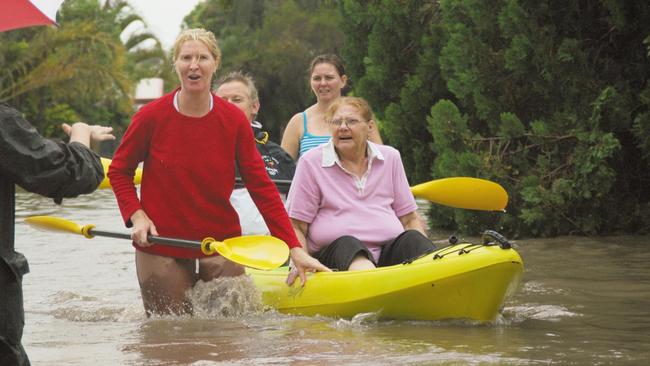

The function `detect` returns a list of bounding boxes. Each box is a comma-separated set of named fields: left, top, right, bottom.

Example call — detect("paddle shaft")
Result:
left=88, top=228, right=202, bottom=250
left=25, top=215, right=289, bottom=269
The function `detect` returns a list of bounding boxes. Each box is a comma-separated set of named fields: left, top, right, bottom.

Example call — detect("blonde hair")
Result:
left=325, top=96, right=374, bottom=123
left=172, top=28, right=221, bottom=68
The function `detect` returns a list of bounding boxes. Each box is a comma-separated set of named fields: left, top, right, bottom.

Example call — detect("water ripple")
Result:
left=504, top=304, right=581, bottom=322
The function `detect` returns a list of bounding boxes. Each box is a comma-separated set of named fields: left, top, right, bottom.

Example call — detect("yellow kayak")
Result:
left=247, top=234, right=523, bottom=322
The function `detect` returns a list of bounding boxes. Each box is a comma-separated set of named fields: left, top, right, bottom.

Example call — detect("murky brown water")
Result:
left=13, top=189, right=650, bottom=365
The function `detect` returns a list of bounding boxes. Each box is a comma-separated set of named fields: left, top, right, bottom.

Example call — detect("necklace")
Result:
left=174, top=90, right=213, bottom=115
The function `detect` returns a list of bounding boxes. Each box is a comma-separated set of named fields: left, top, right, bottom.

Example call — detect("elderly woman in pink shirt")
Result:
left=286, top=96, right=435, bottom=283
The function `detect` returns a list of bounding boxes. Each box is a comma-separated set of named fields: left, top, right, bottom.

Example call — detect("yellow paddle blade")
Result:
left=98, top=157, right=142, bottom=189
left=25, top=215, right=83, bottom=235
left=210, top=235, right=289, bottom=270
left=410, top=177, right=508, bottom=211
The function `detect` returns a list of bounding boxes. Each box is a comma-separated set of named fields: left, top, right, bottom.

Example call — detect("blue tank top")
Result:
left=298, top=112, right=330, bottom=157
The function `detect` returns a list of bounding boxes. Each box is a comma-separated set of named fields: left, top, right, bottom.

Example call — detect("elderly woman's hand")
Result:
left=286, top=247, right=331, bottom=286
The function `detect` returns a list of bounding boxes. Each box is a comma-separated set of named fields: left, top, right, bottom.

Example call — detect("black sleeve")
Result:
left=0, top=104, right=104, bottom=202
left=255, top=138, right=296, bottom=181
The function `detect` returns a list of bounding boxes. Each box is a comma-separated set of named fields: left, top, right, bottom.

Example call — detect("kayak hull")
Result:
left=246, top=243, right=523, bottom=322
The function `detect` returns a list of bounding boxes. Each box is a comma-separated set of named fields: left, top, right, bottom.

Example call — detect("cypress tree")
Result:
left=341, top=0, right=650, bottom=235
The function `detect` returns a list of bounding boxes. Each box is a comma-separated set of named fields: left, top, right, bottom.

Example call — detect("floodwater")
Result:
left=13, top=189, right=650, bottom=365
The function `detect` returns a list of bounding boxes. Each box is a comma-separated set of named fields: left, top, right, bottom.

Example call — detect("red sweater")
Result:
left=108, top=90, right=300, bottom=258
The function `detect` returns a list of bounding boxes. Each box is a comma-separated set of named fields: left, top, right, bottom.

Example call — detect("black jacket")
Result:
left=235, top=122, right=295, bottom=194
left=0, top=103, right=103, bottom=365
left=251, top=123, right=296, bottom=182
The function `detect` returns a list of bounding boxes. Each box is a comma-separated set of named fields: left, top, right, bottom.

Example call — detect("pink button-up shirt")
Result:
left=286, top=140, right=417, bottom=262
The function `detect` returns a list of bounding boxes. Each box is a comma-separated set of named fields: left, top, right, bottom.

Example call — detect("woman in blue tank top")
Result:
left=281, top=54, right=382, bottom=161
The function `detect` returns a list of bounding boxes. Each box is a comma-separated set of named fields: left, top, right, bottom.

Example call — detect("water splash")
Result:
left=187, top=275, right=264, bottom=318
left=332, top=312, right=382, bottom=328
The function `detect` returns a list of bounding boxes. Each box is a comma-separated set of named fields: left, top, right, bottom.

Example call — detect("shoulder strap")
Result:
left=302, top=112, right=308, bottom=136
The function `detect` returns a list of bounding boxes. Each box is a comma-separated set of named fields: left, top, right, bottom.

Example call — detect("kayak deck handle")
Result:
left=482, top=230, right=512, bottom=249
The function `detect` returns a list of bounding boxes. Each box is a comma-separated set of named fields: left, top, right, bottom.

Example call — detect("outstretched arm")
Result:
left=0, top=105, right=108, bottom=199
left=62, top=122, right=115, bottom=147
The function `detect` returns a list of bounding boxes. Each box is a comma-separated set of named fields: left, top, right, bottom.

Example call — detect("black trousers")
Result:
left=314, top=230, right=435, bottom=271
left=1, top=252, right=30, bottom=366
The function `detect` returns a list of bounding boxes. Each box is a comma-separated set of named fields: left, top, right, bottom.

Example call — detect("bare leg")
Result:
left=135, top=251, right=196, bottom=316
left=198, top=256, right=245, bottom=282
left=348, top=254, right=376, bottom=271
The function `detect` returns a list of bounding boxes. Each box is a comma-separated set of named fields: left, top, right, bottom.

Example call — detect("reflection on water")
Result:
left=14, top=189, right=650, bottom=365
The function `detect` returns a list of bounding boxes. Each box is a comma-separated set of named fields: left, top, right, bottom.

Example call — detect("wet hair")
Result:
left=325, top=96, right=374, bottom=123
left=172, top=28, right=221, bottom=68
left=215, top=71, right=259, bottom=102
left=309, top=54, right=346, bottom=77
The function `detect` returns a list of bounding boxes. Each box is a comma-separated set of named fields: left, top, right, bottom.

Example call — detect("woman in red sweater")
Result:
left=108, top=28, right=328, bottom=316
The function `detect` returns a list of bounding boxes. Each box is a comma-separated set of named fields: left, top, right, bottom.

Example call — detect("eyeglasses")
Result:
left=328, top=118, right=366, bottom=127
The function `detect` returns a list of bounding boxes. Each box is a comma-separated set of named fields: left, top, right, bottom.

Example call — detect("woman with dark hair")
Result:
left=281, top=54, right=382, bottom=161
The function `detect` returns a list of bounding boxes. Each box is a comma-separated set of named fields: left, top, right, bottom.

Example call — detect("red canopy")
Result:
left=0, top=0, right=64, bottom=32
